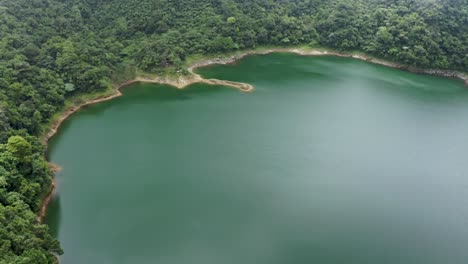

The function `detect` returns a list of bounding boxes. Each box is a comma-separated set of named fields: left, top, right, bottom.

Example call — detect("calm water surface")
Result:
left=46, top=54, right=468, bottom=264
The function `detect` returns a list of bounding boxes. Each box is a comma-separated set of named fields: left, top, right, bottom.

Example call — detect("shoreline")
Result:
left=188, top=47, right=468, bottom=86
left=37, top=178, right=57, bottom=222
left=37, top=164, right=61, bottom=223
left=38, top=47, right=468, bottom=224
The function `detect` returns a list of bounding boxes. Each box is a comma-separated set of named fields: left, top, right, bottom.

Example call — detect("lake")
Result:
left=46, top=53, right=468, bottom=264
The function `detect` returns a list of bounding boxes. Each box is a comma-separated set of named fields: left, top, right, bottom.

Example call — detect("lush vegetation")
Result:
left=0, top=0, right=466, bottom=262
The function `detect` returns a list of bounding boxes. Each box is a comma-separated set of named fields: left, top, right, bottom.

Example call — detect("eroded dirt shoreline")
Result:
left=37, top=178, right=56, bottom=222
left=38, top=47, right=468, bottom=224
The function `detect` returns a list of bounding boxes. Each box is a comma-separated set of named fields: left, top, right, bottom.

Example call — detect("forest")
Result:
left=0, top=0, right=467, bottom=262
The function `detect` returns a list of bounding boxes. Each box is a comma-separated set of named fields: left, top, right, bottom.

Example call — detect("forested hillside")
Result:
left=0, top=0, right=467, bottom=262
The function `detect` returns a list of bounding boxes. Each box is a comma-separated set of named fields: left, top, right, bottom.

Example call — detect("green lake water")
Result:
left=46, top=53, right=468, bottom=264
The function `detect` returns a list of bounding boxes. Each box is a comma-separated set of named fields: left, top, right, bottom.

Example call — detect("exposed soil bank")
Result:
left=134, top=75, right=254, bottom=91
left=37, top=164, right=61, bottom=223
left=38, top=47, right=468, bottom=223
left=37, top=178, right=57, bottom=222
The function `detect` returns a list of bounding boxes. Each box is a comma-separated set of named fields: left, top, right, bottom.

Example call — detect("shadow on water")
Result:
left=46, top=119, right=75, bottom=160
left=197, top=53, right=467, bottom=98
left=44, top=82, right=239, bottom=149
left=44, top=194, right=61, bottom=238
left=120, top=82, right=234, bottom=102
left=72, top=83, right=239, bottom=118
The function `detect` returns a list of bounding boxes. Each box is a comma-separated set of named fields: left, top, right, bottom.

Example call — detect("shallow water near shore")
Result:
left=46, top=53, right=468, bottom=264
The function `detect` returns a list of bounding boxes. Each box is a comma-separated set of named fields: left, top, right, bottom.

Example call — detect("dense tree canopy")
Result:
left=0, top=0, right=467, bottom=261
